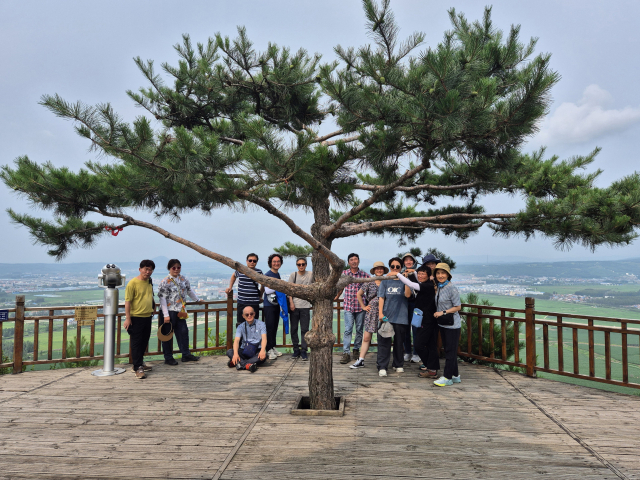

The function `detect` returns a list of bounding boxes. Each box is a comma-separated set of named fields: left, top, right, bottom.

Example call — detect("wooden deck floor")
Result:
left=0, top=353, right=638, bottom=480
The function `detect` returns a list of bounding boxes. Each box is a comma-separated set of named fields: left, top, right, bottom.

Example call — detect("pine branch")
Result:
left=323, top=160, right=430, bottom=238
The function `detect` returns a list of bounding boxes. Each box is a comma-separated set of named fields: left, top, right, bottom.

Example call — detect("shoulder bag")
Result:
left=169, top=276, right=189, bottom=319
left=436, top=289, right=455, bottom=327
left=240, top=322, right=260, bottom=358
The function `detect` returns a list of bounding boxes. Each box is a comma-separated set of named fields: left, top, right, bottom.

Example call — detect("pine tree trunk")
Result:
left=306, top=297, right=336, bottom=410
left=304, top=198, right=337, bottom=410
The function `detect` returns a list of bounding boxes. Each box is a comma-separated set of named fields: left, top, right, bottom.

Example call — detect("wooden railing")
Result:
left=458, top=297, right=640, bottom=389
left=2, top=294, right=639, bottom=390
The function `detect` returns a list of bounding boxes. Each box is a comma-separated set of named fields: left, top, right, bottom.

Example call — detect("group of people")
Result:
left=124, top=250, right=463, bottom=387
left=124, top=258, right=202, bottom=379
left=335, top=252, right=462, bottom=387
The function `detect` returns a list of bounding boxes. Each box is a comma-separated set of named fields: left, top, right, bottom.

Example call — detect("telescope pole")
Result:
left=93, top=285, right=125, bottom=376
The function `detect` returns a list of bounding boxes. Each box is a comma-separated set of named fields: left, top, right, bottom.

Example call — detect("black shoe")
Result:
left=182, top=354, right=199, bottom=362
left=301, top=351, right=308, bottom=361
left=227, top=359, right=235, bottom=368
left=165, top=358, right=179, bottom=366
left=291, top=350, right=301, bottom=359
left=247, top=363, right=258, bottom=373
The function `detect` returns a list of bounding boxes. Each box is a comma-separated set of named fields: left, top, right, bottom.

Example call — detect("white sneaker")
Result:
left=393, top=367, right=404, bottom=373
left=378, top=369, right=387, bottom=377
left=403, top=354, right=411, bottom=362
left=411, top=355, right=421, bottom=363
left=273, top=348, right=283, bottom=357
left=350, top=358, right=365, bottom=369
left=268, top=350, right=277, bottom=360
left=452, top=375, right=461, bottom=384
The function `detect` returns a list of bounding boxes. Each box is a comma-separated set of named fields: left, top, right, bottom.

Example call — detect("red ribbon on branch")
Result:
left=104, top=226, right=124, bottom=236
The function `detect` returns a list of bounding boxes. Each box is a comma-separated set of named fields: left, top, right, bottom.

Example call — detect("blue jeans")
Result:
left=343, top=310, right=365, bottom=354
left=159, top=311, right=192, bottom=360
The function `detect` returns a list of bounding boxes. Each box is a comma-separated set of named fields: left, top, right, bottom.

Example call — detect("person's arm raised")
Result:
left=396, top=272, right=420, bottom=291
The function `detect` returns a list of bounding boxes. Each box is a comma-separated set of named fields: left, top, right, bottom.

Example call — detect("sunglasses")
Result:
left=390, top=265, right=402, bottom=269
left=296, top=263, right=306, bottom=266
left=247, top=259, right=257, bottom=263
left=243, top=312, right=256, bottom=317
left=170, top=266, right=181, bottom=270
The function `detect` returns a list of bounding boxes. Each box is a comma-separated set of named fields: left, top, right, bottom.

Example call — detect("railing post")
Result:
left=525, top=297, right=536, bottom=377
left=12, top=295, right=25, bottom=374
left=226, top=292, right=234, bottom=350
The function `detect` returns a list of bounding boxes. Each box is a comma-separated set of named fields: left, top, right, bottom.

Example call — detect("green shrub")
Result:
left=50, top=335, right=100, bottom=369
left=459, top=293, right=524, bottom=362
left=198, top=328, right=228, bottom=356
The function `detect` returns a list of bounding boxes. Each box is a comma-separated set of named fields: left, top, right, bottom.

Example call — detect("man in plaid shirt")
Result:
left=335, top=253, right=370, bottom=364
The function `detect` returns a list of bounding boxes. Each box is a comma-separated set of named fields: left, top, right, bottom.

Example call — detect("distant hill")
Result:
left=3, top=257, right=640, bottom=280
left=455, top=259, right=640, bottom=279
left=0, top=256, right=233, bottom=278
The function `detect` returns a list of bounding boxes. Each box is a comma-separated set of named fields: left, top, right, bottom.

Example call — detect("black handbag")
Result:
left=436, top=290, right=455, bottom=326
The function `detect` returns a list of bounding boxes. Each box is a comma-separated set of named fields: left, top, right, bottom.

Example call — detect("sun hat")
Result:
left=433, top=262, right=452, bottom=280
left=422, top=253, right=440, bottom=264
left=370, top=261, right=390, bottom=275
left=157, top=322, right=174, bottom=342
left=377, top=319, right=395, bottom=338
left=401, top=252, right=417, bottom=263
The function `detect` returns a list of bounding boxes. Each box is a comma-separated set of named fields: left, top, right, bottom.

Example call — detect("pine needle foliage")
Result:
left=3, top=2, right=639, bottom=263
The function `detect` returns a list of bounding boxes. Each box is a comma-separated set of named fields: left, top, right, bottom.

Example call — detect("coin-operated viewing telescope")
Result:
left=92, top=264, right=126, bottom=377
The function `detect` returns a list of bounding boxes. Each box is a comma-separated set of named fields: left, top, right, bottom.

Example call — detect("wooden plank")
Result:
left=62, top=318, right=67, bottom=359
left=193, top=311, right=198, bottom=350
left=204, top=309, right=209, bottom=348
left=543, top=324, right=549, bottom=369
left=33, top=319, right=39, bottom=362
left=489, top=317, right=494, bottom=359
left=477, top=308, right=483, bottom=357
left=47, top=314, right=54, bottom=361
left=573, top=327, right=579, bottom=375
left=588, top=318, right=595, bottom=377
left=557, top=316, right=564, bottom=372
left=514, top=318, right=520, bottom=363
left=75, top=321, right=81, bottom=358
left=622, top=322, right=628, bottom=383
left=604, top=331, right=611, bottom=380
left=500, top=312, right=507, bottom=360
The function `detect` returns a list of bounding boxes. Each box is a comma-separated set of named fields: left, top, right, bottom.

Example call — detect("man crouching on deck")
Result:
left=227, top=306, right=267, bottom=372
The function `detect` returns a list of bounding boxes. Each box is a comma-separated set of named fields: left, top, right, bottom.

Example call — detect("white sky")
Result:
left=1, top=0, right=640, bottom=268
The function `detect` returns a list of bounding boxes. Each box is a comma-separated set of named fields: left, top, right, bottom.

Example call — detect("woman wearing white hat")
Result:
left=432, top=263, right=462, bottom=387
left=349, top=261, right=389, bottom=369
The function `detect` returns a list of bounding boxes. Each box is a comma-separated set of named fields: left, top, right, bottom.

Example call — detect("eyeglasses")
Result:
left=390, top=265, right=401, bottom=269
left=243, top=312, right=256, bottom=317
left=296, top=263, right=306, bottom=266
left=247, top=259, right=257, bottom=263
left=170, top=266, right=181, bottom=270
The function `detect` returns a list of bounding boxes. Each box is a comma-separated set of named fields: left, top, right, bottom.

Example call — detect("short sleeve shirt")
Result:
left=378, top=278, right=409, bottom=325
left=436, top=282, right=462, bottom=329
left=125, top=278, right=154, bottom=317
left=288, top=270, right=313, bottom=309
left=235, top=268, right=263, bottom=304
left=342, top=269, right=370, bottom=312
left=263, top=270, right=281, bottom=307
left=235, top=320, right=267, bottom=348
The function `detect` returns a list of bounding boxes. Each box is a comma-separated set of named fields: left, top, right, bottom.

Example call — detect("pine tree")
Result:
left=3, top=1, right=640, bottom=409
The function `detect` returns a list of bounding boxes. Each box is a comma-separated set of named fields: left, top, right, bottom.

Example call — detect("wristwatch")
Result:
left=442, top=310, right=447, bottom=315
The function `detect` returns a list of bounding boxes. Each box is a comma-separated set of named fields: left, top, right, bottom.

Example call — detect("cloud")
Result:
left=535, top=84, right=640, bottom=145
